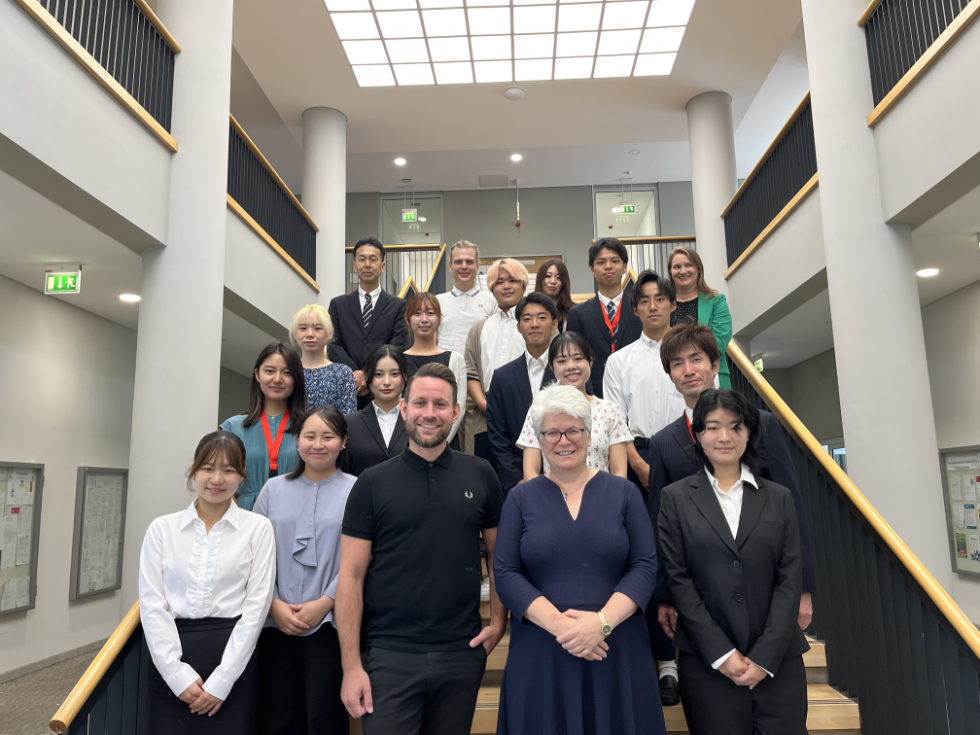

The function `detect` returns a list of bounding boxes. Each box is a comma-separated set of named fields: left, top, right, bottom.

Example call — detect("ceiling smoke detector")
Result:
left=504, top=87, right=525, bottom=101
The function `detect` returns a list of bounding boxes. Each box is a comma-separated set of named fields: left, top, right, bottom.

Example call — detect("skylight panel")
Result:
left=466, top=0, right=509, bottom=6
left=513, top=5, right=557, bottom=33
left=352, top=64, right=397, bottom=85
left=557, top=3, right=603, bottom=32
left=592, top=53, right=634, bottom=77
left=646, top=0, right=694, bottom=27
left=467, top=7, right=511, bottom=34
left=428, top=36, right=472, bottom=60
left=331, top=13, right=381, bottom=39
left=555, top=30, right=597, bottom=56
left=514, top=0, right=555, bottom=4
left=553, top=56, right=594, bottom=78
left=343, top=40, right=390, bottom=64
left=639, top=26, right=685, bottom=52
left=385, top=38, right=431, bottom=62
left=514, top=33, right=555, bottom=58
left=515, top=58, right=553, bottom=79
left=372, top=0, right=418, bottom=9
left=474, top=60, right=513, bottom=82
left=601, top=0, right=648, bottom=29
left=393, top=63, right=436, bottom=84
left=471, top=35, right=513, bottom=59
left=421, top=8, right=468, bottom=35
left=376, top=10, right=425, bottom=37
left=434, top=60, right=475, bottom=83
left=597, top=28, right=641, bottom=55
left=327, top=0, right=372, bottom=10
left=633, top=51, right=675, bottom=74
left=418, top=0, right=463, bottom=6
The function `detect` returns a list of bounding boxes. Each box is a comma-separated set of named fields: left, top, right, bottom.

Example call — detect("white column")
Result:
left=302, top=107, right=347, bottom=302
left=801, top=0, right=952, bottom=588
left=120, top=0, right=234, bottom=606
left=685, top=91, right=738, bottom=292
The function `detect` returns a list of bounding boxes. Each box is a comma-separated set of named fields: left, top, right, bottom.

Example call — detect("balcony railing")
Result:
left=345, top=244, right=445, bottom=296
left=722, top=92, right=818, bottom=278
left=227, top=115, right=319, bottom=286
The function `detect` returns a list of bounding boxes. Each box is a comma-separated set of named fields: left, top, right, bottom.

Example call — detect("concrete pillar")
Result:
left=120, top=0, right=234, bottom=606
left=302, top=108, right=347, bottom=301
left=685, top=91, right=738, bottom=292
left=801, top=0, right=952, bottom=589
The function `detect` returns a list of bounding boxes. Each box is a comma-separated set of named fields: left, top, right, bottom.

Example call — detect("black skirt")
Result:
left=140, top=617, right=260, bottom=735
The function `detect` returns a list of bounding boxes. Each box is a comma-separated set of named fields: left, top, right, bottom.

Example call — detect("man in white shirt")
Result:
left=464, top=258, right=529, bottom=472
left=436, top=241, right=497, bottom=453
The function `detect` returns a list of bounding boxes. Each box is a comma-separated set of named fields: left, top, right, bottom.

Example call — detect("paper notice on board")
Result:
left=957, top=533, right=968, bottom=558
left=948, top=455, right=980, bottom=471
left=966, top=504, right=978, bottom=529
left=970, top=535, right=980, bottom=563
left=5, top=470, right=34, bottom=506
left=955, top=504, right=966, bottom=530
left=13, top=577, right=29, bottom=607
left=950, top=475, right=963, bottom=501
left=966, top=476, right=978, bottom=502
left=0, top=581, right=15, bottom=611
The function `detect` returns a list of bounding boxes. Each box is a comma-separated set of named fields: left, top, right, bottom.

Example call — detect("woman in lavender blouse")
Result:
left=253, top=405, right=356, bottom=733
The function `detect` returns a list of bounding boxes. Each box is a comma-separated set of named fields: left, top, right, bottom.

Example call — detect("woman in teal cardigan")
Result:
left=667, top=246, right=732, bottom=389
left=220, top=342, right=306, bottom=510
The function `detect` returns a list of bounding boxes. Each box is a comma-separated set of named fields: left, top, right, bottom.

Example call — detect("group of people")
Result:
left=136, top=236, right=815, bottom=735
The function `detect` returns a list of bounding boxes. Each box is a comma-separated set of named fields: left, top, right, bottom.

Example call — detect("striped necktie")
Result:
left=606, top=300, right=618, bottom=333
left=362, top=293, right=373, bottom=330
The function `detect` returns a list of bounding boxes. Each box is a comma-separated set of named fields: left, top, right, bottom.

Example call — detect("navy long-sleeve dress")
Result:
left=493, top=472, right=667, bottom=735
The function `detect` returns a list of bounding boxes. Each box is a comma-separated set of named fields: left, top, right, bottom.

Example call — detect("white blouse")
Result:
left=517, top=396, right=632, bottom=472
left=138, top=500, right=276, bottom=701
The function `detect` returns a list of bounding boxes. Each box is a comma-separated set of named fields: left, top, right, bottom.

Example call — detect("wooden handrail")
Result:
left=132, top=0, right=181, bottom=52
left=49, top=601, right=141, bottom=733
left=621, top=268, right=639, bottom=286
left=726, top=342, right=980, bottom=661
left=592, top=236, right=696, bottom=244
left=398, top=277, right=419, bottom=299
left=858, top=0, right=884, bottom=25
left=345, top=244, right=443, bottom=252
left=721, top=91, right=811, bottom=218
left=228, top=115, right=319, bottom=232
left=423, top=244, right=448, bottom=291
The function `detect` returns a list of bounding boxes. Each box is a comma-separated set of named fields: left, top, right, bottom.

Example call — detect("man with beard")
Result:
left=336, top=362, right=507, bottom=735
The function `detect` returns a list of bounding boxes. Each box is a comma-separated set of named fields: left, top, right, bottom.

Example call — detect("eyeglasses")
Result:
left=539, top=428, right=588, bottom=445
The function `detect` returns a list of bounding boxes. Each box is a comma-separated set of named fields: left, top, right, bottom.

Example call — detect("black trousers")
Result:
left=361, top=646, right=487, bottom=735
left=257, top=624, right=347, bottom=735
left=140, top=617, right=259, bottom=735
left=678, top=650, right=808, bottom=735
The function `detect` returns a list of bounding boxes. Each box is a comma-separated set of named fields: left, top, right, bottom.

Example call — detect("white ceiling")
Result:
left=911, top=183, right=980, bottom=307
left=230, top=0, right=804, bottom=192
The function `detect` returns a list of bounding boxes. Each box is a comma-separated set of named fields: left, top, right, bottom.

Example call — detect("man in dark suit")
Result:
left=486, top=292, right=558, bottom=491
left=328, top=237, right=408, bottom=409
left=647, top=322, right=817, bottom=703
left=564, top=238, right=642, bottom=398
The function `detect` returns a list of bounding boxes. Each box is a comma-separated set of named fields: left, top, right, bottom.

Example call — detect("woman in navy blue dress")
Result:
left=493, top=383, right=666, bottom=735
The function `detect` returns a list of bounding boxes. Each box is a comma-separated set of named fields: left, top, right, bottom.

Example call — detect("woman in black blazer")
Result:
left=345, top=345, right=409, bottom=476
left=657, top=389, right=809, bottom=735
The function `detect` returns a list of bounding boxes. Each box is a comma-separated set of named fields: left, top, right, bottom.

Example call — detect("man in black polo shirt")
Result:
left=337, top=362, right=506, bottom=735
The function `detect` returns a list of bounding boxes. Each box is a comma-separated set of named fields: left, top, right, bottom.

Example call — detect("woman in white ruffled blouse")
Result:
left=138, top=430, right=276, bottom=734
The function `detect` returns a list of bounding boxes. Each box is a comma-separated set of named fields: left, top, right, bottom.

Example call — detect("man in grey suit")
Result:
left=328, top=238, right=408, bottom=410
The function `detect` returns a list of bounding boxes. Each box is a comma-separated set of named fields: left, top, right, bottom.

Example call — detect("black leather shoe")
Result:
left=659, top=674, right=680, bottom=706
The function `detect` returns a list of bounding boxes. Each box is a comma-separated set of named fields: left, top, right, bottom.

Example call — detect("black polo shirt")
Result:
left=342, top=445, right=503, bottom=652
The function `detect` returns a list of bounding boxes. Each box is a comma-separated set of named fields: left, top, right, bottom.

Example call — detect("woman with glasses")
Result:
left=493, top=383, right=665, bottom=735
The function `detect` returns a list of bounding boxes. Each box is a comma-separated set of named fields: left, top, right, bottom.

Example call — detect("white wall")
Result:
left=218, top=367, right=252, bottom=425
left=0, top=275, right=136, bottom=676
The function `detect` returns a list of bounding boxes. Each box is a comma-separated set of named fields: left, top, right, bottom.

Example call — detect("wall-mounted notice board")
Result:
left=939, top=446, right=980, bottom=577
left=69, top=467, right=128, bottom=600
left=0, top=462, right=44, bottom=616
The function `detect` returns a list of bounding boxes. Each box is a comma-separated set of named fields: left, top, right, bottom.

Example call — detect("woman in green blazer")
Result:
left=667, top=246, right=732, bottom=389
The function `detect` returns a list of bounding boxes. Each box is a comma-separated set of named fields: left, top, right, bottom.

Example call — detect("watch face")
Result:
left=601, top=624, right=612, bottom=636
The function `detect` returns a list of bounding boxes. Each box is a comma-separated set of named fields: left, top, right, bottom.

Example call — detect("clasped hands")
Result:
left=717, top=651, right=768, bottom=689
left=270, top=596, right=332, bottom=635
left=554, top=609, right=609, bottom=662
left=178, top=678, right=223, bottom=716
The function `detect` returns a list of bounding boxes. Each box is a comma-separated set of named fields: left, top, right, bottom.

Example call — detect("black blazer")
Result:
left=486, top=354, right=556, bottom=492
left=565, top=296, right=642, bottom=399
left=647, top=409, right=816, bottom=597
left=327, top=289, right=408, bottom=371
left=346, top=404, right=409, bottom=477
left=658, top=470, right=810, bottom=673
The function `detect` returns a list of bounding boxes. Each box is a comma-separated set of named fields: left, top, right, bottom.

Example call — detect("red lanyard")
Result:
left=260, top=409, right=290, bottom=472
left=685, top=413, right=695, bottom=442
left=600, top=298, right=624, bottom=352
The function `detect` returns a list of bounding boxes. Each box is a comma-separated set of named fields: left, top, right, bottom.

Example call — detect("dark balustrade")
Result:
left=37, top=0, right=175, bottom=130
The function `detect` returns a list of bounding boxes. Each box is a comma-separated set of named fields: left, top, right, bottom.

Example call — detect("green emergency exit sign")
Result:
left=45, top=271, right=81, bottom=294
left=621, top=203, right=635, bottom=214
left=402, top=209, right=417, bottom=222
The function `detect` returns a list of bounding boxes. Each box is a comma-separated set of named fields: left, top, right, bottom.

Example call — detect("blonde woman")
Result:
left=667, top=247, right=732, bottom=389
left=291, top=304, right=356, bottom=414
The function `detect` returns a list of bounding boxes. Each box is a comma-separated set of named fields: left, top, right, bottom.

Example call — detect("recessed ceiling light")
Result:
left=419, top=216, right=427, bottom=222
left=917, top=268, right=939, bottom=277
left=504, top=86, right=527, bottom=99
left=511, top=153, right=523, bottom=162
left=394, top=157, right=407, bottom=165
left=119, top=294, right=141, bottom=303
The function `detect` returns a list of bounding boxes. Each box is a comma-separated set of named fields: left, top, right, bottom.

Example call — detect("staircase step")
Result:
left=471, top=681, right=859, bottom=733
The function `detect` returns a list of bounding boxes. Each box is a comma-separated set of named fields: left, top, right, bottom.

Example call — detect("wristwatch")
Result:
left=597, top=611, right=612, bottom=637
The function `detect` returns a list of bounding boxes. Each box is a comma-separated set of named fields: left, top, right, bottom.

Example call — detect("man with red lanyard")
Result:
left=565, top=238, right=642, bottom=399
left=603, top=269, right=687, bottom=707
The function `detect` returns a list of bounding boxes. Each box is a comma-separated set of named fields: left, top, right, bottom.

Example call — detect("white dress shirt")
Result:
left=138, top=500, right=276, bottom=700
left=597, top=289, right=624, bottom=315
left=526, top=352, right=548, bottom=397
left=478, top=307, right=527, bottom=391
left=704, top=464, right=773, bottom=678
left=375, top=402, right=400, bottom=446
left=359, top=284, right=383, bottom=312
left=603, top=333, right=686, bottom=438
left=436, top=285, right=497, bottom=355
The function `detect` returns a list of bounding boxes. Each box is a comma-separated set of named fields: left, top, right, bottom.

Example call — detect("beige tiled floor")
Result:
left=0, top=653, right=94, bottom=735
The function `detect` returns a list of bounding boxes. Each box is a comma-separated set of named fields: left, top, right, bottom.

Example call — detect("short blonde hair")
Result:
left=290, top=304, right=334, bottom=353
left=487, top=258, right=529, bottom=294
left=450, top=240, right=479, bottom=262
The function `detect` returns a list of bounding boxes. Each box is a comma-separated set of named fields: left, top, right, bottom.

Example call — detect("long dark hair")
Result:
left=363, top=344, right=409, bottom=398
left=535, top=259, right=573, bottom=324
left=690, top=389, right=766, bottom=476
left=244, top=342, right=307, bottom=428
left=288, top=406, right=352, bottom=478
